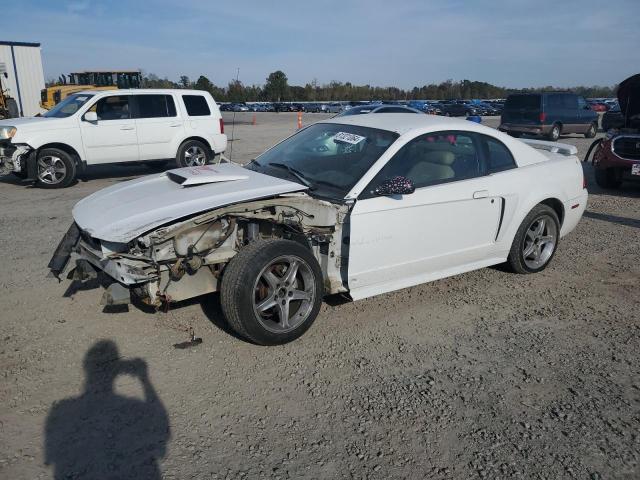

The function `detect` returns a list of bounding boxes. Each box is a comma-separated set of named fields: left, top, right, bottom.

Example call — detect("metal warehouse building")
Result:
left=0, top=40, right=45, bottom=117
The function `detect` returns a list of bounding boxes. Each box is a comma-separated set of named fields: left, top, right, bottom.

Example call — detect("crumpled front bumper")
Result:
left=49, top=223, right=157, bottom=284
left=0, top=143, right=31, bottom=176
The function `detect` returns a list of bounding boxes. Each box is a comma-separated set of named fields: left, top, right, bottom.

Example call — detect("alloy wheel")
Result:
left=522, top=214, right=557, bottom=269
left=252, top=255, right=315, bottom=333
left=37, top=156, right=66, bottom=185
left=183, top=146, right=207, bottom=166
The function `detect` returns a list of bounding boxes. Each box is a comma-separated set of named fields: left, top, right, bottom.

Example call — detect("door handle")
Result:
left=473, top=190, right=489, bottom=199
left=120, top=126, right=135, bottom=130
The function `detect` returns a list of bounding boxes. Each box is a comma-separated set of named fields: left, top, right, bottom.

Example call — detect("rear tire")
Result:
left=594, top=168, right=621, bottom=189
left=221, top=239, right=324, bottom=345
left=35, top=148, right=76, bottom=189
left=176, top=140, right=211, bottom=167
left=507, top=205, right=560, bottom=274
left=585, top=123, right=597, bottom=138
left=547, top=123, right=561, bottom=141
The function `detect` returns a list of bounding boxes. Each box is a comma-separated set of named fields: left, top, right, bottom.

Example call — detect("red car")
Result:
left=588, top=102, right=609, bottom=112
left=588, top=74, right=640, bottom=188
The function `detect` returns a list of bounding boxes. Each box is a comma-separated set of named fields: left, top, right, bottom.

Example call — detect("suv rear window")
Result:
left=135, top=94, right=176, bottom=118
left=505, top=95, right=540, bottom=110
left=183, top=95, right=211, bottom=116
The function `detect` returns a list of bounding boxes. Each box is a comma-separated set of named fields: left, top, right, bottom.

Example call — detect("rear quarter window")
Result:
left=483, top=136, right=516, bottom=173
left=182, top=95, right=211, bottom=116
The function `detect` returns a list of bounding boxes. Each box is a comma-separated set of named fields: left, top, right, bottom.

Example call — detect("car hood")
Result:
left=0, top=116, right=70, bottom=131
left=617, top=73, right=640, bottom=123
left=72, top=163, right=307, bottom=243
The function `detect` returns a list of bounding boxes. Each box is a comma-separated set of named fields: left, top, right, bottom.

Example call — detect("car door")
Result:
left=133, top=93, right=183, bottom=161
left=79, top=94, right=139, bottom=163
left=562, top=94, right=580, bottom=133
left=347, top=131, right=502, bottom=298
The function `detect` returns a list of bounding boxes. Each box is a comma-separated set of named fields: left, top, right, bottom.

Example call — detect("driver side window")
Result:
left=90, top=95, right=131, bottom=121
left=365, top=131, right=481, bottom=196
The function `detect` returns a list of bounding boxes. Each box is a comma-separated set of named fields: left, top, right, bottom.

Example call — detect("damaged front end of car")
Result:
left=49, top=194, right=350, bottom=308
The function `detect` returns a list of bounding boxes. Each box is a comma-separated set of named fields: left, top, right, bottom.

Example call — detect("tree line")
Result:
left=139, top=70, right=616, bottom=102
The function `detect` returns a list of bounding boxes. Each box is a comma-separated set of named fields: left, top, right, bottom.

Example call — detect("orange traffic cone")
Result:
left=297, top=111, right=302, bottom=129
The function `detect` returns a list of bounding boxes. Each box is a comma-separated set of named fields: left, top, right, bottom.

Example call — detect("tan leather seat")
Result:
left=406, top=150, right=456, bottom=185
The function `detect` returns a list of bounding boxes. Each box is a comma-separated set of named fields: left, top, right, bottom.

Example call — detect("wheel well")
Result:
left=180, top=136, right=215, bottom=155
left=38, top=143, right=82, bottom=165
left=552, top=122, right=562, bottom=131
left=540, top=198, right=564, bottom=226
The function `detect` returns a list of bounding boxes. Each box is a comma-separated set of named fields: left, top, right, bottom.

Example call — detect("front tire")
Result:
left=507, top=205, right=560, bottom=274
left=221, top=239, right=324, bottom=345
left=176, top=140, right=210, bottom=167
left=585, top=123, right=597, bottom=138
left=35, top=148, right=76, bottom=189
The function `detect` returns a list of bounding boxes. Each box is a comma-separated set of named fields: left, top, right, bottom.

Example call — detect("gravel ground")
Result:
left=0, top=113, right=639, bottom=479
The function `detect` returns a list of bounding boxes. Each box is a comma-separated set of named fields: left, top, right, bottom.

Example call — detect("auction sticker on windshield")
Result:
left=333, top=132, right=366, bottom=145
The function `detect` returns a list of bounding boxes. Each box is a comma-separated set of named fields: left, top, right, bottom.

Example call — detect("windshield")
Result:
left=43, top=93, right=94, bottom=118
left=246, top=123, right=399, bottom=200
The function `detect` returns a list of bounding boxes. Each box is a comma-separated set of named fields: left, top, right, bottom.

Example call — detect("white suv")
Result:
left=0, top=89, right=227, bottom=188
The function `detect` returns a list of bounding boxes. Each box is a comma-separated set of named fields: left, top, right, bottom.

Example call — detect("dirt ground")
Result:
left=0, top=113, right=639, bottom=479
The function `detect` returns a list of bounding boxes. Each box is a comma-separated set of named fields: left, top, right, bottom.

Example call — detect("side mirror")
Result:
left=83, top=111, right=98, bottom=122
left=374, top=176, right=415, bottom=196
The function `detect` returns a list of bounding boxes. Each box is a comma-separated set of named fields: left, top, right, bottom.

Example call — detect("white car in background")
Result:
left=49, top=114, right=587, bottom=345
left=0, top=89, right=226, bottom=188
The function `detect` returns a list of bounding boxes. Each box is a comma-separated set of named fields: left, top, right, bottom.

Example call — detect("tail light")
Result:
left=219, top=118, right=224, bottom=134
left=583, top=173, right=587, bottom=189
left=539, top=112, right=547, bottom=123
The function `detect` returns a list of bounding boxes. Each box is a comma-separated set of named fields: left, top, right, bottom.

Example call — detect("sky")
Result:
left=4, top=0, right=639, bottom=89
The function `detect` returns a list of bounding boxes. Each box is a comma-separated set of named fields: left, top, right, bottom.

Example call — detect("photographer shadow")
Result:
left=44, top=340, right=170, bottom=479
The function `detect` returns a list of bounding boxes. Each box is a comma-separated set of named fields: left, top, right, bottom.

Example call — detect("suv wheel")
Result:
left=547, top=124, right=561, bottom=141
left=594, top=168, right=621, bottom=189
left=221, top=239, right=324, bottom=345
left=176, top=140, right=210, bottom=167
left=585, top=123, right=597, bottom=138
left=35, top=148, right=76, bottom=189
left=507, top=204, right=560, bottom=274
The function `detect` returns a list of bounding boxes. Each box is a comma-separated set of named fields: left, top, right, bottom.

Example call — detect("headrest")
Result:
left=425, top=150, right=455, bottom=166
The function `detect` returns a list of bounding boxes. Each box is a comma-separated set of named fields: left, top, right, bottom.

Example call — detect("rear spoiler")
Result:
left=519, top=138, right=578, bottom=156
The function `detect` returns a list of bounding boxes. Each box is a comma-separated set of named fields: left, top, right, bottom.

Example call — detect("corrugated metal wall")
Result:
left=0, top=44, right=45, bottom=117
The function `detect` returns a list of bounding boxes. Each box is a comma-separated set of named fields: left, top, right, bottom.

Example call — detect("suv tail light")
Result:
left=219, top=118, right=224, bottom=134
left=539, top=112, right=547, bottom=123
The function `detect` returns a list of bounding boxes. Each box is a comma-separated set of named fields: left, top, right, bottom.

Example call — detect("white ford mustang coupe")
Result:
left=50, top=114, right=587, bottom=344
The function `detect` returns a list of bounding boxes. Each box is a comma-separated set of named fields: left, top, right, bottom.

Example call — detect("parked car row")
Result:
left=216, top=100, right=507, bottom=116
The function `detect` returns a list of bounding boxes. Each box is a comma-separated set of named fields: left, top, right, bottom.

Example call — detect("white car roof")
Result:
left=321, top=113, right=498, bottom=137
left=73, top=88, right=211, bottom=96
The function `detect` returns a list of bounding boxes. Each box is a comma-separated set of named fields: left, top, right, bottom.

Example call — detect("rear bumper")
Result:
left=499, top=123, right=550, bottom=135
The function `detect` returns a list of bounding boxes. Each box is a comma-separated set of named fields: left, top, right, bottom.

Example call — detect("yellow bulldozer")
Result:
left=0, top=68, right=19, bottom=119
left=40, top=70, right=142, bottom=110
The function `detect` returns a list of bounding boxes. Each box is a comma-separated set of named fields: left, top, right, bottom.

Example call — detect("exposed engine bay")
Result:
left=50, top=193, right=350, bottom=307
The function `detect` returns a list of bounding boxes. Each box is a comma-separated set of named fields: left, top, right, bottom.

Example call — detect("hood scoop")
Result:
left=166, top=165, right=249, bottom=186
